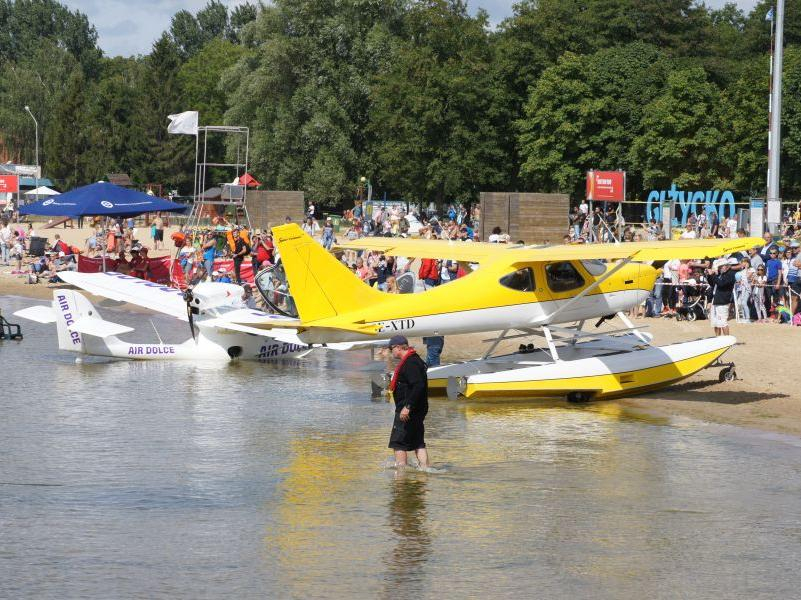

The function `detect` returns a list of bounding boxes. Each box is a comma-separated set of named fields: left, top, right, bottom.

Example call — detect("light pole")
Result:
left=766, top=0, right=785, bottom=233
left=24, top=105, right=39, bottom=204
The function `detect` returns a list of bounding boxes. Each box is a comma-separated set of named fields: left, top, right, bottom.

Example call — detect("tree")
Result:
left=629, top=67, right=723, bottom=190
left=0, top=0, right=101, bottom=76
left=368, top=1, right=505, bottom=204
left=130, top=34, right=193, bottom=191
left=716, top=57, right=769, bottom=195
left=170, top=0, right=235, bottom=59
left=45, top=68, right=90, bottom=189
left=170, top=10, right=204, bottom=59
left=517, top=43, right=671, bottom=197
left=178, top=38, right=247, bottom=124
left=224, top=0, right=406, bottom=206
left=228, top=2, right=259, bottom=44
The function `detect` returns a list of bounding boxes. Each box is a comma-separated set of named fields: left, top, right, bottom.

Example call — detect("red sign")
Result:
left=0, top=175, right=19, bottom=194
left=586, top=170, right=625, bottom=202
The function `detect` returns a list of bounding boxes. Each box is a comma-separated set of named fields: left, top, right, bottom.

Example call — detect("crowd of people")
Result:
left=1, top=218, right=80, bottom=283
left=5, top=195, right=801, bottom=333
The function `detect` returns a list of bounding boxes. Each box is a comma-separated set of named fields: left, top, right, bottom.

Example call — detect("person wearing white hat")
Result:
left=707, top=257, right=744, bottom=335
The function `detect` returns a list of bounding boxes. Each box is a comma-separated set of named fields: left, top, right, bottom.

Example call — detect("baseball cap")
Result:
left=388, top=335, right=408, bottom=348
left=58, top=251, right=65, bottom=257
left=728, top=257, right=739, bottom=265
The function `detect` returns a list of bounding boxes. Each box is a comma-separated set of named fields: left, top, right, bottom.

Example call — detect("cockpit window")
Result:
left=499, top=268, right=535, bottom=292
left=546, top=262, right=585, bottom=292
left=580, top=259, right=607, bottom=276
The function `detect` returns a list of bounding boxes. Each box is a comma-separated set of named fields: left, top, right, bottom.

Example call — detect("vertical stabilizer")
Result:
left=272, top=223, right=387, bottom=323
left=52, top=290, right=87, bottom=353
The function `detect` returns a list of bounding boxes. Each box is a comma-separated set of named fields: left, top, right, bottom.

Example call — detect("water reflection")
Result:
left=5, top=295, right=801, bottom=599
left=382, top=471, right=430, bottom=599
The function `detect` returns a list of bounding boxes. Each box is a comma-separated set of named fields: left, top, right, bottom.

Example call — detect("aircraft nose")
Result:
left=637, top=263, right=657, bottom=291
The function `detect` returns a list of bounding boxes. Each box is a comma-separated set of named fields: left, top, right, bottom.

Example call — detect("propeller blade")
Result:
left=183, top=287, right=197, bottom=343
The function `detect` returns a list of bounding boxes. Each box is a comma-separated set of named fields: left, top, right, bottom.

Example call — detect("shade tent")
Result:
left=24, top=186, right=60, bottom=196
left=19, top=182, right=187, bottom=218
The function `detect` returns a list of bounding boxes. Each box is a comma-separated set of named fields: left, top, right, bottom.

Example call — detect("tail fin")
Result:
left=51, top=290, right=132, bottom=354
left=272, top=224, right=387, bottom=323
left=52, top=289, right=88, bottom=353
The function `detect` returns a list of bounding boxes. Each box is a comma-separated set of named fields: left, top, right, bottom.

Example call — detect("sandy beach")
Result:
left=2, top=262, right=800, bottom=437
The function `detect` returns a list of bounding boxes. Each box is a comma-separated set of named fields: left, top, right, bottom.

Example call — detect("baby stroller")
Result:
left=675, top=278, right=709, bottom=321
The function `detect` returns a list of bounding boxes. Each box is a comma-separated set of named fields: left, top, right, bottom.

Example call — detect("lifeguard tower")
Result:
left=186, top=125, right=252, bottom=230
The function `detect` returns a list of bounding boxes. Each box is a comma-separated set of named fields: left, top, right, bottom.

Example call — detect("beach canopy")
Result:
left=19, top=182, right=188, bottom=218
left=24, top=186, right=60, bottom=196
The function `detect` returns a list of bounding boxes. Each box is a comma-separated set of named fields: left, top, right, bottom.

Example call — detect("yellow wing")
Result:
left=520, top=237, right=764, bottom=262
left=336, top=236, right=763, bottom=263
left=334, top=237, right=521, bottom=263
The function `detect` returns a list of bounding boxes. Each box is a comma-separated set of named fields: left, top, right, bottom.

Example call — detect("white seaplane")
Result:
left=14, top=271, right=311, bottom=361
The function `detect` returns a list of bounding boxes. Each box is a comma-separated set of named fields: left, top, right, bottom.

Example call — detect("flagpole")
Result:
left=767, top=1, right=784, bottom=234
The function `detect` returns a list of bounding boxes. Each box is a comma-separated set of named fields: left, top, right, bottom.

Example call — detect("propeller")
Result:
left=183, top=286, right=198, bottom=342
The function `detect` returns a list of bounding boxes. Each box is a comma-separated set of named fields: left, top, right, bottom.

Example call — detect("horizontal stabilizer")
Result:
left=13, top=305, right=57, bottom=324
left=69, top=317, right=135, bottom=338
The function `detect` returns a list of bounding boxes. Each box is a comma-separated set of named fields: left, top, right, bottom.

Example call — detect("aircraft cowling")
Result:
left=190, top=282, right=246, bottom=313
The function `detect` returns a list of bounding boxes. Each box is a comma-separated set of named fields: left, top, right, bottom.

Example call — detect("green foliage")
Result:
left=518, top=43, right=670, bottom=196
left=2, top=0, right=801, bottom=204
left=629, top=67, right=723, bottom=189
left=369, top=1, right=505, bottom=204
left=45, top=68, right=90, bottom=189
left=0, top=0, right=101, bottom=75
left=178, top=38, right=247, bottom=124
left=223, top=0, right=405, bottom=206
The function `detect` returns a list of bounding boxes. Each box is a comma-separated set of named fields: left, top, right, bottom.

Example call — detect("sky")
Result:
left=62, top=0, right=762, bottom=58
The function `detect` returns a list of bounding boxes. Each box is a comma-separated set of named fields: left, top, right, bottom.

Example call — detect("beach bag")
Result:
left=793, top=312, right=801, bottom=327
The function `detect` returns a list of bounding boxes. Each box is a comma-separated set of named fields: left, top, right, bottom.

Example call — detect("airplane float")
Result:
left=14, top=272, right=311, bottom=362
left=255, top=224, right=761, bottom=402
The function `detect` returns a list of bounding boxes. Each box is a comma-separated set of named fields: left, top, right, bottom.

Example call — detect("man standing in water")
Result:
left=388, top=335, right=429, bottom=469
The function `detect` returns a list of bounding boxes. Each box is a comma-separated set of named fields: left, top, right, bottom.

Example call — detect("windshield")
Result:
left=254, top=263, right=298, bottom=318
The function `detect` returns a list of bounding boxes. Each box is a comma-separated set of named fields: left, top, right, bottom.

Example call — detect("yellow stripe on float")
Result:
left=461, top=347, right=730, bottom=400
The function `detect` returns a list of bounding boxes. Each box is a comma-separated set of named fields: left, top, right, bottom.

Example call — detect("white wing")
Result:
left=58, top=271, right=188, bottom=320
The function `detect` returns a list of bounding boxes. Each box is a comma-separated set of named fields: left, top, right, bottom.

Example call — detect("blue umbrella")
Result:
left=19, top=182, right=187, bottom=218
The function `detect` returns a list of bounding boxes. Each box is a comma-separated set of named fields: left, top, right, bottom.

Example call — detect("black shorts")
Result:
left=791, top=281, right=801, bottom=295
left=154, top=229, right=164, bottom=241
left=389, top=413, right=426, bottom=451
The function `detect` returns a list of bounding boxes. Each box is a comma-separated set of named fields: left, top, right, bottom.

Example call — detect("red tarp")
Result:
left=238, top=173, right=261, bottom=188
left=78, top=256, right=254, bottom=286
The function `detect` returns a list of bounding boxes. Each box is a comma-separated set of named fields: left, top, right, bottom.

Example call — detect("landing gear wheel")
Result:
left=719, top=367, right=736, bottom=382
left=567, top=391, right=591, bottom=403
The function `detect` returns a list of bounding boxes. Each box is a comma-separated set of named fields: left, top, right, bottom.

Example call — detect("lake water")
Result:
left=2, top=294, right=801, bottom=599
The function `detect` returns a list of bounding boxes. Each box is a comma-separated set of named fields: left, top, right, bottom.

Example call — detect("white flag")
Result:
left=167, top=111, right=199, bottom=135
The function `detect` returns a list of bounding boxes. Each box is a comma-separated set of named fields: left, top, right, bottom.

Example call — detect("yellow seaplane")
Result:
left=250, top=224, right=760, bottom=402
